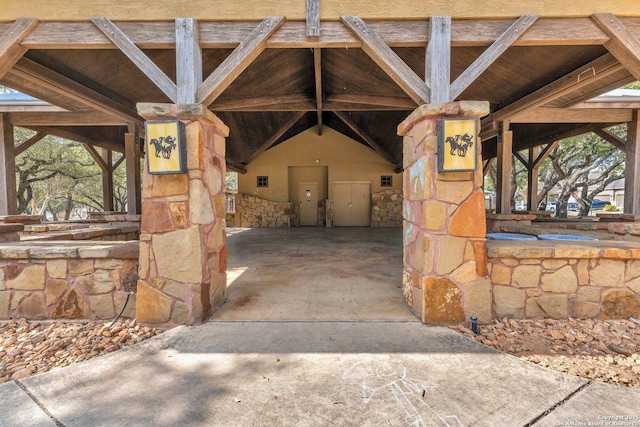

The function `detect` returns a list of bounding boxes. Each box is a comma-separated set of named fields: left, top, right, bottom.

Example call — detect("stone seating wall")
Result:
left=0, top=241, right=139, bottom=321
left=232, top=194, right=292, bottom=228
left=371, top=189, right=402, bottom=227
left=487, top=240, right=640, bottom=321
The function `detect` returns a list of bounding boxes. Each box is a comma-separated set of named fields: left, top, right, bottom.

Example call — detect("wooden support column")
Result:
left=625, top=110, right=640, bottom=214
left=0, top=114, right=17, bottom=215
left=125, top=125, right=141, bottom=215
left=102, top=148, right=114, bottom=211
left=527, top=146, right=540, bottom=211
left=425, top=16, right=451, bottom=104
left=496, top=121, right=513, bottom=214
left=176, top=18, right=202, bottom=104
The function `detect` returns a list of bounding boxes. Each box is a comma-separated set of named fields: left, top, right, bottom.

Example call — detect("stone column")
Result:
left=398, top=101, right=492, bottom=324
left=135, top=103, right=228, bottom=325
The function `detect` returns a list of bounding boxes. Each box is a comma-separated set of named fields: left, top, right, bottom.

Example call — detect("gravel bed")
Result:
left=0, top=318, right=163, bottom=384
left=451, top=317, right=640, bottom=388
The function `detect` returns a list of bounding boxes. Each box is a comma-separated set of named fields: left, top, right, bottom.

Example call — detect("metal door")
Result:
left=333, top=182, right=371, bottom=226
left=298, top=182, right=318, bottom=226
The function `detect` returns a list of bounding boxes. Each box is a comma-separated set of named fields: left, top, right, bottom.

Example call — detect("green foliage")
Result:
left=225, top=172, right=238, bottom=192
left=14, top=127, right=127, bottom=219
left=623, top=81, right=640, bottom=90
left=604, top=204, right=617, bottom=212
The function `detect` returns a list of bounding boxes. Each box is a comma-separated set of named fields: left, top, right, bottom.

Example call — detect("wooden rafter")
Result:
left=341, top=16, right=429, bottom=105
left=314, top=48, right=323, bottom=134
left=91, top=17, right=178, bottom=103
left=306, top=0, right=320, bottom=39
left=197, top=16, right=285, bottom=106
left=594, top=128, right=626, bottom=149
left=532, top=141, right=559, bottom=168
left=480, top=52, right=626, bottom=139
left=14, top=131, right=46, bottom=155
left=247, top=111, right=306, bottom=164
left=226, top=158, right=247, bottom=174
left=513, top=151, right=528, bottom=167
left=592, top=13, right=640, bottom=81
left=8, top=57, right=140, bottom=124
left=176, top=18, right=202, bottom=104
left=482, top=158, right=494, bottom=175
left=426, top=16, right=451, bottom=104
left=450, top=15, right=538, bottom=100
left=0, top=18, right=39, bottom=79
left=324, top=94, right=415, bottom=109
left=333, top=111, right=397, bottom=165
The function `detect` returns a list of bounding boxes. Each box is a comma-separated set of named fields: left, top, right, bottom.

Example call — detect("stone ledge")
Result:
left=0, top=241, right=139, bottom=260
left=137, top=102, right=230, bottom=137
left=397, top=101, right=490, bottom=136
left=487, top=240, right=640, bottom=260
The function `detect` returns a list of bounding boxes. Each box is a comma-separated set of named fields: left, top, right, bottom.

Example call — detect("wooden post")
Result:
left=425, top=16, right=451, bottom=104
left=0, top=114, right=17, bottom=215
left=102, top=148, right=114, bottom=211
left=176, top=18, right=202, bottom=104
left=625, top=110, right=640, bottom=214
left=496, top=121, right=513, bottom=214
left=527, top=146, right=540, bottom=211
left=125, top=125, right=141, bottom=215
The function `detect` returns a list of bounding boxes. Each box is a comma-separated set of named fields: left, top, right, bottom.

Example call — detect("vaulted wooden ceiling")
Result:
left=0, top=15, right=639, bottom=173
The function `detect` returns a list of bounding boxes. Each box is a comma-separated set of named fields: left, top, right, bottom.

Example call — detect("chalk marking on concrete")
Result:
left=343, top=358, right=463, bottom=427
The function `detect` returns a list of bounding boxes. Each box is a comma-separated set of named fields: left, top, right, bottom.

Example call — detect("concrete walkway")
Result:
left=1, top=228, right=639, bottom=426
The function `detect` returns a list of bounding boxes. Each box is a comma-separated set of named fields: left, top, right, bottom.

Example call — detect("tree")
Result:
left=15, top=127, right=128, bottom=220
left=536, top=128, right=625, bottom=218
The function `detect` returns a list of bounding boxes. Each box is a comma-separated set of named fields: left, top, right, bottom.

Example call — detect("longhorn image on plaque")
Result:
left=145, top=120, right=187, bottom=174
left=436, top=118, right=478, bottom=173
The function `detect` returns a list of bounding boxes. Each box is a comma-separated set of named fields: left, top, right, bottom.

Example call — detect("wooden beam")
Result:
left=226, top=158, right=247, bottom=174
left=450, top=15, right=538, bottom=100
left=197, top=16, right=285, bottom=106
left=324, top=93, right=415, bottom=109
left=510, top=107, right=633, bottom=124
left=14, top=131, right=46, bottom=155
left=592, top=13, right=640, bottom=81
left=531, top=140, right=559, bottom=168
left=113, top=154, right=125, bottom=171
left=314, top=48, right=323, bottom=134
left=125, top=125, right=141, bottom=215
left=513, top=151, right=528, bottom=167
left=306, top=0, right=320, bottom=39
left=625, top=110, right=640, bottom=214
left=496, top=121, right=513, bottom=214
left=594, top=128, right=626, bottom=150
left=9, top=111, right=129, bottom=126
left=102, top=148, right=114, bottom=211
left=483, top=158, right=494, bottom=175
left=83, top=143, right=108, bottom=170
left=176, top=18, right=202, bottom=104
left=341, top=16, right=429, bottom=105
left=210, top=94, right=315, bottom=112
left=333, top=111, right=397, bottom=165
left=18, top=18, right=631, bottom=50
left=247, top=111, right=306, bottom=164
left=426, top=16, right=451, bottom=104
left=489, top=53, right=625, bottom=127
left=527, top=146, right=540, bottom=211
left=0, top=114, right=17, bottom=214
left=23, top=126, right=124, bottom=153
left=9, top=57, right=140, bottom=124
left=91, top=17, right=177, bottom=102
left=0, top=18, right=39, bottom=79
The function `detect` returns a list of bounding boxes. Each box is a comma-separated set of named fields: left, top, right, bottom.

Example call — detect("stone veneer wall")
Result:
left=233, top=193, right=292, bottom=227
left=136, top=103, right=228, bottom=326
left=398, top=102, right=491, bottom=324
left=372, top=189, right=403, bottom=227
left=0, top=241, right=138, bottom=320
left=487, top=241, right=640, bottom=320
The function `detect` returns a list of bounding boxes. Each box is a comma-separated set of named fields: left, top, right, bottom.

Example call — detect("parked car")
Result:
left=545, top=202, right=557, bottom=212
left=568, top=202, right=578, bottom=211
left=514, top=202, right=527, bottom=211
left=590, top=199, right=611, bottom=210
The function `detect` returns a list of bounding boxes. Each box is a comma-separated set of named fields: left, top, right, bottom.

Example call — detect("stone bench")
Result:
left=0, top=241, right=139, bottom=321
left=0, top=223, right=24, bottom=243
left=487, top=240, right=640, bottom=320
